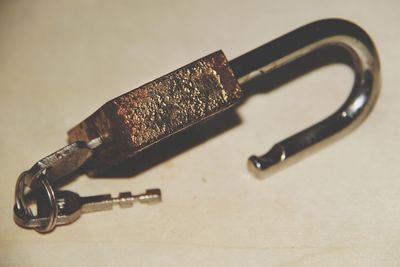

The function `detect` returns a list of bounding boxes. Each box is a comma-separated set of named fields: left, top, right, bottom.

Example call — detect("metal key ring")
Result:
left=14, top=138, right=102, bottom=233
left=14, top=169, right=58, bottom=233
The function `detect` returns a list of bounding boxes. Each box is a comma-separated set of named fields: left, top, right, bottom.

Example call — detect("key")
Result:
left=53, top=189, right=161, bottom=226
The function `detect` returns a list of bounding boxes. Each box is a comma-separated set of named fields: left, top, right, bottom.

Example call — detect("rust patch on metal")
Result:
left=68, top=51, right=242, bottom=173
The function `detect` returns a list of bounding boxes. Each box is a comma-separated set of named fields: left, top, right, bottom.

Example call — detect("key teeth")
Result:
left=117, top=189, right=162, bottom=208
left=118, top=192, right=134, bottom=208
left=144, top=189, right=162, bottom=204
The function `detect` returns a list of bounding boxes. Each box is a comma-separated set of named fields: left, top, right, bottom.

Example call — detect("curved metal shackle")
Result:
left=229, top=19, right=380, bottom=178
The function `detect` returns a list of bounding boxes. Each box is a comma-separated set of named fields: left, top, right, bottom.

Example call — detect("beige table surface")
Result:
left=1, top=1, right=400, bottom=266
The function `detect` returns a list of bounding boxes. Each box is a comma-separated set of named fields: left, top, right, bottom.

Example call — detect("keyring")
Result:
left=14, top=169, right=58, bottom=232
left=14, top=139, right=102, bottom=232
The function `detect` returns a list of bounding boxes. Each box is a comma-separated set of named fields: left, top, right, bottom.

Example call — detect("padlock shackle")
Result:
left=229, top=19, right=380, bottom=178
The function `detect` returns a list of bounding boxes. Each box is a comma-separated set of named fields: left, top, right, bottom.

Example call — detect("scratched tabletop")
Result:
left=1, top=1, right=399, bottom=266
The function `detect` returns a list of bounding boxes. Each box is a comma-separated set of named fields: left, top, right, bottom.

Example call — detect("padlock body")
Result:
left=68, top=51, right=242, bottom=174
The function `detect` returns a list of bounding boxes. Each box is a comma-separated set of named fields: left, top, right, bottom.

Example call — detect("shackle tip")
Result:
left=247, top=145, right=286, bottom=179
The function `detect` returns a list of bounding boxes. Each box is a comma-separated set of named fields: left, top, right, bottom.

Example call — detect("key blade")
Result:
left=140, top=189, right=162, bottom=204
left=80, top=188, right=162, bottom=213
left=80, top=194, right=114, bottom=213
left=117, top=189, right=162, bottom=208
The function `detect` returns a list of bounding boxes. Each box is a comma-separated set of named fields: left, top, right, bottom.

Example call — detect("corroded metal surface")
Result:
left=68, top=51, right=242, bottom=173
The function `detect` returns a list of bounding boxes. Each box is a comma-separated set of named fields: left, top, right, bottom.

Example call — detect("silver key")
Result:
left=54, top=189, right=161, bottom=226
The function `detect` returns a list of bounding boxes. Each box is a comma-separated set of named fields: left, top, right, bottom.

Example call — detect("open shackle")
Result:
left=231, top=18, right=380, bottom=177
